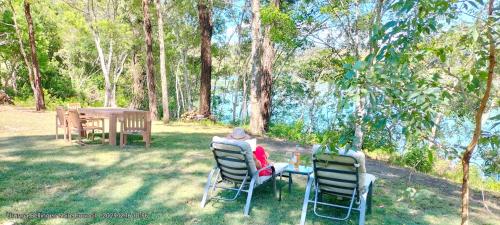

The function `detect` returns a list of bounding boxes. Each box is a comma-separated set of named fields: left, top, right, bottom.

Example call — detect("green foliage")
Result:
left=260, top=5, right=298, bottom=48
left=401, top=147, right=435, bottom=173
left=268, top=121, right=306, bottom=143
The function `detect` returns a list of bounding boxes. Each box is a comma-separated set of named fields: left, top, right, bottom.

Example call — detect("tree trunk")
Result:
left=90, top=28, right=114, bottom=107
left=174, top=63, right=181, bottom=118
left=428, top=113, right=443, bottom=149
left=461, top=0, right=495, bottom=224
left=197, top=0, right=213, bottom=117
left=353, top=0, right=364, bottom=151
left=181, top=47, right=193, bottom=110
left=10, top=0, right=45, bottom=110
left=249, top=0, right=264, bottom=135
left=142, top=0, right=159, bottom=120
left=129, top=51, right=145, bottom=109
left=232, top=77, right=239, bottom=123
left=240, top=72, right=248, bottom=123
left=24, top=1, right=45, bottom=110
left=260, top=0, right=280, bottom=132
left=10, top=68, right=18, bottom=93
left=156, top=0, right=170, bottom=123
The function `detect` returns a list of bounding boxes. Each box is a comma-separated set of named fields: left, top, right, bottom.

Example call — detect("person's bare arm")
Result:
left=253, top=155, right=262, bottom=169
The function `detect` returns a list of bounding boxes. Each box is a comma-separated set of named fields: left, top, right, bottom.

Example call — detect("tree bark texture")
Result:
left=156, top=0, right=170, bottom=123
left=20, top=1, right=45, bottom=110
left=129, top=51, right=145, bottom=109
left=142, top=0, right=159, bottom=120
left=197, top=0, right=213, bottom=117
left=260, top=0, right=280, bottom=132
left=353, top=0, right=364, bottom=151
left=249, top=0, right=264, bottom=135
left=461, top=0, right=495, bottom=224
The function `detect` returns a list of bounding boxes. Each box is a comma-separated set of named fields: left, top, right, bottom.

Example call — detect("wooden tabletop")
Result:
left=78, top=107, right=149, bottom=117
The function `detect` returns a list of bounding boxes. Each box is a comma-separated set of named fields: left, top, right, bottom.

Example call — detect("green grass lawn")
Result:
left=0, top=107, right=498, bottom=225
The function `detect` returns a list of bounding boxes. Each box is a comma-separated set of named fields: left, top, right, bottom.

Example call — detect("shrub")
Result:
left=402, top=147, right=435, bottom=173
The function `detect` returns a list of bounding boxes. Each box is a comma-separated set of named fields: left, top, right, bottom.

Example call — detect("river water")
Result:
left=210, top=78, right=499, bottom=178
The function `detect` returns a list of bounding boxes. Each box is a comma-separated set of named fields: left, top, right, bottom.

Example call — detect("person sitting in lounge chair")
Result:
left=200, top=127, right=287, bottom=215
left=226, top=127, right=273, bottom=176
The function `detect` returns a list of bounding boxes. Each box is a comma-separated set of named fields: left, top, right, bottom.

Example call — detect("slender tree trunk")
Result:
left=156, top=0, right=170, bottom=123
left=142, top=0, right=159, bottom=120
left=177, top=61, right=186, bottom=112
left=24, top=1, right=45, bottom=110
left=232, top=77, right=239, bottom=123
left=10, top=7, right=26, bottom=101
left=10, top=68, right=18, bottom=93
left=428, top=113, right=443, bottom=149
left=461, top=0, right=495, bottom=224
left=249, top=0, right=264, bottom=135
left=9, top=0, right=44, bottom=110
left=240, top=72, right=248, bottom=123
left=174, top=64, right=181, bottom=118
left=353, top=0, right=364, bottom=151
left=180, top=47, right=193, bottom=110
left=197, top=0, right=213, bottom=117
left=90, top=28, right=114, bottom=107
left=129, top=51, right=144, bottom=109
left=260, top=0, right=280, bottom=131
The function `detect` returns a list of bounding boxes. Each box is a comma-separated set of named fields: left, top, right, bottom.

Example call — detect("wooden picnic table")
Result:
left=78, top=107, right=151, bottom=146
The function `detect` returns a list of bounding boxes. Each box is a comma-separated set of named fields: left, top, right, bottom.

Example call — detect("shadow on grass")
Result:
left=0, top=129, right=498, bottom=225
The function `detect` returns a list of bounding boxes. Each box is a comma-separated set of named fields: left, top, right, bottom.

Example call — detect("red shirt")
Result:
left=254, top=146, right=272, bottom=176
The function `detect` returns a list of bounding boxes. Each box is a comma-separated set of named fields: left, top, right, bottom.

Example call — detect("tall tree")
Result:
left=353, top=0, right=365, bottom=152
left=8, top=0, right=40, bottom=110
left=249, top=0, right=264, bottom=135
left=10, top=0, right=46, bottom=110
left=156, top=0, right=169, bottom=123
left=461, top=0, right=496, bottom=224
left=142, top=0, right=159, bottom=120
left=260, top=0, right=280, bottom=131
left=23, top=1, right=45, bottom=111
left=129, top=50, right=145, bottom=109
left=197, top=0, right=213, bottom=117
left=82, top=0, right=129, bottom=107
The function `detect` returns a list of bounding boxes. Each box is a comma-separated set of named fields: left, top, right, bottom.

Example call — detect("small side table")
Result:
left=281, top=165, right=313, bottom=193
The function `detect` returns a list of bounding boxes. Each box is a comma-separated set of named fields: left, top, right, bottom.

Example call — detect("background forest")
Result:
left=0, top=0, right=499, bottom=223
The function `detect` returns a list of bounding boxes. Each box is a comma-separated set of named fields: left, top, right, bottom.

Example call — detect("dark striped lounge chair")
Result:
left=200, top=136, right=287, bottom=216
left=300, top=145, right=376, bottom=225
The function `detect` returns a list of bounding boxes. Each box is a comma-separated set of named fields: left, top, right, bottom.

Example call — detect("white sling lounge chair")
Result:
left=200, top=136, right=288, bottom=216
left=300, top=145, right=376, bottom=225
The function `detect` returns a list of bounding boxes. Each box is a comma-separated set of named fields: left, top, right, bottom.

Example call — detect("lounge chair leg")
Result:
left=367, top=182, right=373, bottom=214
left=359, top=192, right=367, bottom=225
left=300, top=176, right=314, bottom=225
left=273, top=175, right=278, bottom=200
left=243, top=176, right=257, bottom=216
left=201, top=167, right=217, bottom=208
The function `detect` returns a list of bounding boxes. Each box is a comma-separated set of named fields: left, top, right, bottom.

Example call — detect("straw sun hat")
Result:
left=227, top=127, right=251, bottom=140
